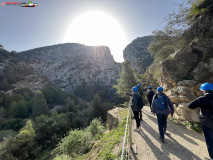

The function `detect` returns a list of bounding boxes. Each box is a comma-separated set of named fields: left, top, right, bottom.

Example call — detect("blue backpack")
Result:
left=156, top=94, right=168, bottom=110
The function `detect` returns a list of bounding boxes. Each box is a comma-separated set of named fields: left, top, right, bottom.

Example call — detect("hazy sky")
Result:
left=0, top=0, right=183, bottom=62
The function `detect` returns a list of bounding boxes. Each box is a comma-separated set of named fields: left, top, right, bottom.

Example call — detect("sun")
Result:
left=63, top=11, right=128, bottom=62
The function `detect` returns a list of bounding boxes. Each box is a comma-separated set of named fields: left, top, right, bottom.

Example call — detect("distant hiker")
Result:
left=125, top=86, right=142, bottom=130
left=137, top=84, right=143, bottom=121
left=188, top=83, right=213, bottom=159
left=151, top=87, right=174, bottom=143
left=146, top=86, right=155, bottom=111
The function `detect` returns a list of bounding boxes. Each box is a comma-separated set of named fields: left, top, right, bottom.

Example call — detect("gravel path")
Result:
left=130, top=106, right=209, bottom=160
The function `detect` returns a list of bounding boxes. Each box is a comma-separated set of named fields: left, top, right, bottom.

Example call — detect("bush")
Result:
left=86, top=118, right=104, bottom=139
left=53, top=154, right=71, bottom=160
left=51, top=129, right=92, bottom=158
left=0, top=130, right=17, bottom=142
left=0, top=118, right=23, bottom=131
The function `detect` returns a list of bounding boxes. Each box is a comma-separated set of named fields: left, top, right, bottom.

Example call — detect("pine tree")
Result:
left=113, top=61, right=137, bottom=97
left=92, top=94, right=105, bottom=119
left=16, top=119, right=36, bottom=143
left=32, top=92, right=49, bottom=117
left=8, top=100, right=27, bottom=118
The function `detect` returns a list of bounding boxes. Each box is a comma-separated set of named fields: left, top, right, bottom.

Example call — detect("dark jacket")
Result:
left=151, top=92, right=174, bottom=115
left=146, top=90, right=155, bottom=102
left=126, top=92, right=142, bottom=111
left=138, top=87, right=143, bottom=97
left=188, top=92, right=213, bottom=129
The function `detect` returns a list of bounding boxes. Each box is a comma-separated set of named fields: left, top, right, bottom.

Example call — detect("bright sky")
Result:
left=0, top=0, right=183, bottom=62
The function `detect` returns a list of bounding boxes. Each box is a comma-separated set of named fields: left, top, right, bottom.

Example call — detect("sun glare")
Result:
left=63, top=11, right=128, bottom=62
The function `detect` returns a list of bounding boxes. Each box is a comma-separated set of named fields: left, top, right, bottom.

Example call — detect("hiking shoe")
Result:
left=159, top=137, right=164, bottom=143
left=134, top=127, right=140, bottom=131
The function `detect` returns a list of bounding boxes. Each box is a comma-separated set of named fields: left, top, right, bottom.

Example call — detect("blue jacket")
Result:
left=151, top=92, right=174, bottom=115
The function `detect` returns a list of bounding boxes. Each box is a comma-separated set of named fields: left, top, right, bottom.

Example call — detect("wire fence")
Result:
left=120, top=99, right=132, bottom=160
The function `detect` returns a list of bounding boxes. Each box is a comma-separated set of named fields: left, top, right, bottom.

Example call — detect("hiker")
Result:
left=125, top=86, right=142, bottom=130
left=151, top=87, right=174, bottom=143
left=146, top=86, right=155, bottom=111
left=188, top=83, right=213, bottom=159
left=137, top=84, right=143, bottom=121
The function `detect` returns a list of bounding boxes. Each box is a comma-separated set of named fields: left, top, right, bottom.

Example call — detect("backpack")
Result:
left=147, top=91, right=154, bottom=101
left=210, top=100, right=213, bottom=120
left=155, top=94, right=168, bottom=110
left=137, top=96, right=144, bottom=110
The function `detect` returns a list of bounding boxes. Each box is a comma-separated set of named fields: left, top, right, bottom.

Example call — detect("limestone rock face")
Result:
left=161, top=38, right=213, bottom=88
left=19, top=43, right=121, bottom=91
left=160, top=11, right=213, bottom=122
left=123, top=36, right=153, bottom=73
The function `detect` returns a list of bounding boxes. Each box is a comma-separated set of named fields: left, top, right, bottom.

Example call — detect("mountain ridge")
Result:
left=18, top=43, right=121, bottom=91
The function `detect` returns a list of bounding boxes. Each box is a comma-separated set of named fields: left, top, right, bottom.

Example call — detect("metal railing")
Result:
left=121, top=99, right=132, bottom=160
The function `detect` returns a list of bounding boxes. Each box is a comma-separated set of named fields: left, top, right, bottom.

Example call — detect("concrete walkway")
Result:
left=130, top=106, right=210, bottom=160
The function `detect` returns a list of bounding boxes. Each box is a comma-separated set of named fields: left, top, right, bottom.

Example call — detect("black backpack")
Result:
left=137, top=96, right=144, bottom=110
left=210, top=100, right=213, bottom=120
left=147, top=91, right=155, bottom=101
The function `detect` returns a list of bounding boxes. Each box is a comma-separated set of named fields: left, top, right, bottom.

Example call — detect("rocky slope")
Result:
left=19, top=43, right=121, bottom=91
left=160, top=8, right=213, bottom=122
left=123, top=36, right=153, bottom=73
left=0, top=49, right=47, bottom=94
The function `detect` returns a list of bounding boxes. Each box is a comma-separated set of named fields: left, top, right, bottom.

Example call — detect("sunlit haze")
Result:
left=0, top=0, right=183, bottom=62
left=63, top=11, right=128, bottom=62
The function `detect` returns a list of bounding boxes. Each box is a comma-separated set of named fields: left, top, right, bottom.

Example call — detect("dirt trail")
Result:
left=130, top=106, right=209, bottom=160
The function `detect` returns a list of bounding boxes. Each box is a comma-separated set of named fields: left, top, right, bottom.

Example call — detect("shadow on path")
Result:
left=138, top=129, right=171, bottom=160
left=130, top=147, right=139, bottom=160
left=142, top=109, right=202, bottom=145
left=139, top=113, right=202, bottom=160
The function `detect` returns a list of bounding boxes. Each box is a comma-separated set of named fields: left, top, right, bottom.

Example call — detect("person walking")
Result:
left=125, top=86, right=142, bottom=130
left=146, top=86, right=155, bottom=111
left=137, top=84, right=143, bottom=121
left=151, top=87, right=174, bottom=143
left=188, top=83, right=213, bottom=160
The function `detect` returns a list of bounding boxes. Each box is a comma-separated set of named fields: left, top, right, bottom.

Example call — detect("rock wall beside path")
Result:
left=160, top=10, right=213, bottom=122
left=161, top=40, right=213, bottom=122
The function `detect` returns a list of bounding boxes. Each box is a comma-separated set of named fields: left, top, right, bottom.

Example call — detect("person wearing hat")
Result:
left=137, top=84, right=144, bottom=121
left=151, top=87, right=174, bottom=143
left=125, top=86, right=142, bottom=130
left=146, top=86, right=155, bottom=111
left=188, top=83, right=213, bottom=159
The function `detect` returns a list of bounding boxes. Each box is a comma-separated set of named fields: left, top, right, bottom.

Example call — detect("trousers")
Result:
left=133, top=111, right=140, bottom=128
left=156, top=114, right=168, bottom=140
left=202, top=125, right=213, bottom=159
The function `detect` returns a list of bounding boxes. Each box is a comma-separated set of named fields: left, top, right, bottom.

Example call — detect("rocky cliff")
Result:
left=160, top=8, right=213, bottom=122
left=123, top=36, right=153, bottom=73
left=19, top=43, right=121, bottom=91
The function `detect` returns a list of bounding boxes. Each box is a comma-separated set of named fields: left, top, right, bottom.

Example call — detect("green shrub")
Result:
left=51, top=129, right=92, bottom=158
left=86, top=118, right=104, bottom=139
left=0, top=118, right=23, bottom=131
left=53, top=154, right=71, bottom=160
left=0, top=130, right=17, bottom=142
